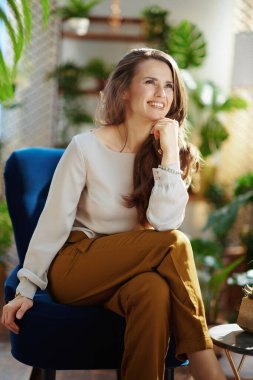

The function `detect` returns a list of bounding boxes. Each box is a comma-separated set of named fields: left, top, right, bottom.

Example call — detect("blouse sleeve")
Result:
left=146, top=162, right=189, bottom=231
left=16, top=136, right=86, bottom=299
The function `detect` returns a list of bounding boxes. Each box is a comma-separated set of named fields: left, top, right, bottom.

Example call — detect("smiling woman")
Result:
left=2, top=48, right=226, bottom=380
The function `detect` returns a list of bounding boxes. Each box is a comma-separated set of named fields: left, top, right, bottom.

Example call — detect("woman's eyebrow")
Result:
left=143, top=76, right=173, bottom=84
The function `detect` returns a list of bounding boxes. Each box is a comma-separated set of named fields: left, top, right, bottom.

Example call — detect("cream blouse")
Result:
left=16, top=130, right=189, bottom=299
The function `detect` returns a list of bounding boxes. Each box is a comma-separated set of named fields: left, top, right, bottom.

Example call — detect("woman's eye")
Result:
left=145, top=79, right=155, bottom=84
left=165, top=83, right=173, bottom=89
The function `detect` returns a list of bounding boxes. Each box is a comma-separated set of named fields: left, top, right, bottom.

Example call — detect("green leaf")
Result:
left=168, top=20, right=207, bottom=69
left=204, top=191, right=253, bottom=237
left=218, top=96, right=248, bottom=112
left=0, top=51, right=14, bottom=101
left=0, top=7, right=19, bottom=64
left=191, top=238, right=223, bottom=269
left=0, top=0, right=50, bottom=103
left=208, top=256, right=245, bottom=299
left=200, top=117, right=229, bottom=157
left=234, top=172, right=253, bottom=196
left=7, top=0, right=24, bottom=62
left=21, top=0, right=32, bottom=41
left=40, top=0, right=50, bottom=28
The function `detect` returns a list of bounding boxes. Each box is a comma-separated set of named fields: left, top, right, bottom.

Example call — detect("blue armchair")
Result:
left=3, top=147, right=188, bottom=380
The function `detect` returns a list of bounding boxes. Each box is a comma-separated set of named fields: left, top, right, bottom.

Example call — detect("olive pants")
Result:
left=48, top=229, right=213, bottom=380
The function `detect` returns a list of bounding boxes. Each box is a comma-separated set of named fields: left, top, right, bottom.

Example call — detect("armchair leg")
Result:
left=164, top=368, right=174, bottom=380
left=30, top=367, right=56, bottom=380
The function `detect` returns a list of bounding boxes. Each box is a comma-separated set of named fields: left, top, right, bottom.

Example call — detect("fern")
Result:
left=0, top=0, right=50, bottom=103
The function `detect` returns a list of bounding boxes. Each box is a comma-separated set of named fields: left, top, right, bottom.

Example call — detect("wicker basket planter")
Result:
left=237, top=296, right=253, bottom=333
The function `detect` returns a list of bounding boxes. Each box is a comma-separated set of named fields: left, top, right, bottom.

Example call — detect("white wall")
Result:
left=84, top=0, right=236, bottom=92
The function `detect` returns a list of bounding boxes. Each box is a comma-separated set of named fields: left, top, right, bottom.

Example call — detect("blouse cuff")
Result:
left=153, top=162, right=181, bottom=182
left=16, top=277, right=38, bottom=300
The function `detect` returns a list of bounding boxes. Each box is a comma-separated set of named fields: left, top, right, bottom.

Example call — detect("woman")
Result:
left=2, top=48, right=226, bottom=380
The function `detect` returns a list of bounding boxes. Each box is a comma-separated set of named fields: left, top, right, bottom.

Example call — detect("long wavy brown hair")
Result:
left=95, top=48, right=199, bottom=226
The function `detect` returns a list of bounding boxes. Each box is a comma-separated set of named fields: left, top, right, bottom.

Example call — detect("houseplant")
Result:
left=82, top=58, right=113, bottom=90
left=0, top=0, right=50, bottom=103
left=191, top=237, right=243, bottom=323
left=204, top=172, right=253, bottom=248
left=48, top=61, right=101, bottom=147
left=140, top=5, right=207, bottom=70
left=141, top=5, right=170, bottom=48
left=56, top=0, right=102, bottom=35
left=167, top=20, right=207, bottom=69
left=186, top=80, right=248, bottom=158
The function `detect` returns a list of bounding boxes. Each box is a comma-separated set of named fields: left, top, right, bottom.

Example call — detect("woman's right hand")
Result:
left=1, top=295, right=33, bottom=334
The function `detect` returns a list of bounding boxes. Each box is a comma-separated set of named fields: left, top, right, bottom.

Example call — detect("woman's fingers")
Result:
left=1, top=297, right=33, bottom=334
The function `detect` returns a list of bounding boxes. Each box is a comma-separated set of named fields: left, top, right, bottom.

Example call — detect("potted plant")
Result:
left=141, top=5, right=170, bottom=48
left=237, top=285, right=253, bottom=333
left=185, top=80, right=248, bottom=195
left=140, top=6, right=207, bottom=70
left=56, top=0, right=102, bottom=35
left=204, top=172, right=253, bottom=249
left=48, top=62, right=85, bottom=96
left=191, top=237, right=243, bottom=323
left=82, top=58, right=113, bottom=90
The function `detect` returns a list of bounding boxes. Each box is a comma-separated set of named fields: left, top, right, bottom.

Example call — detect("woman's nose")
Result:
left=155, top=85, right=166, bottom=97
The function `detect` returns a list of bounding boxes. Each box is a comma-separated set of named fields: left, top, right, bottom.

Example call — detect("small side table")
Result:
left=209, top=323, right=253, bottom=380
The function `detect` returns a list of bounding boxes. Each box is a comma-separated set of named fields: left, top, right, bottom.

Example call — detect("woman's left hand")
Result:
left=152, top=118, right=179, bottom=164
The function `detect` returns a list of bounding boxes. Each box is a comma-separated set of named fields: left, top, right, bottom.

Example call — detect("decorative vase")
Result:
left=237, top=296, right=253, bottom=333
left=65, top=17, right=90, bottom=35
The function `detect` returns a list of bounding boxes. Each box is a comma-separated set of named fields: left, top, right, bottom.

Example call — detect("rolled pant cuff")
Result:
left=176, top=336, right=213, bottom=361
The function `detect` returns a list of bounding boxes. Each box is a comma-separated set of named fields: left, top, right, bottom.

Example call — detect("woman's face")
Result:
left=123, top=58, right=174, bottom=123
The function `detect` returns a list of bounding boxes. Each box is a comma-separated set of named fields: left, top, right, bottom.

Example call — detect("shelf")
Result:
left=61, top=31, right=146, bottom=42
left=61, top=15, right=146, bottom=42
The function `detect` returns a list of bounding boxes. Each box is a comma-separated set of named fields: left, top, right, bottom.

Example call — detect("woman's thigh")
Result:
left=47, top=229, right=185, bottom=305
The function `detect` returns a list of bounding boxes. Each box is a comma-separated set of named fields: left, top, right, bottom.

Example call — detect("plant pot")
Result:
left=237, top=296, right=253, bottom=333
left=65, top=17, right=90, bottom=35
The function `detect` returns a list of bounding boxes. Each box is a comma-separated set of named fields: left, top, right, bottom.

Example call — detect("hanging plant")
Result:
left=0, top=0, right=50, bottom=103
left=167, top=20, right=207, bottom=69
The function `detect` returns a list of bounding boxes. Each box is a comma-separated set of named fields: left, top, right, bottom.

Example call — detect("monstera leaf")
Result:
left=168, top=20, right=207, bottom=69
left=0, top=0, right=50, bottom=103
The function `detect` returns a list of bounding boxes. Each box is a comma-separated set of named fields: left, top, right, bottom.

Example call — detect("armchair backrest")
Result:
left=4, top=147, right=64, bottom=264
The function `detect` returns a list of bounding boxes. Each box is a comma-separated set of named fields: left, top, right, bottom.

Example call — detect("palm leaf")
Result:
left=0, top=0, right=50, bottom=103
left=0, top=7, right=19, bottom=64
left=0, top=51, right=14, bottom=101
left=7, top=0, right=24, bottom=62
left=21, top=0, right=32, bottom=41
left=40, top=0, right=50, bottom=28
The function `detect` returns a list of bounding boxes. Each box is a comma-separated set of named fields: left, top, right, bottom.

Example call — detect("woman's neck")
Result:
left=119, top=117, right=154, bottom=153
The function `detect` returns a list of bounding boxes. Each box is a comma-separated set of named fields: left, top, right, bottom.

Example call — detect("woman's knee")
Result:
left=129, top=272, right=170, bottom=310
left=156, top=229, right=193, bottom=257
